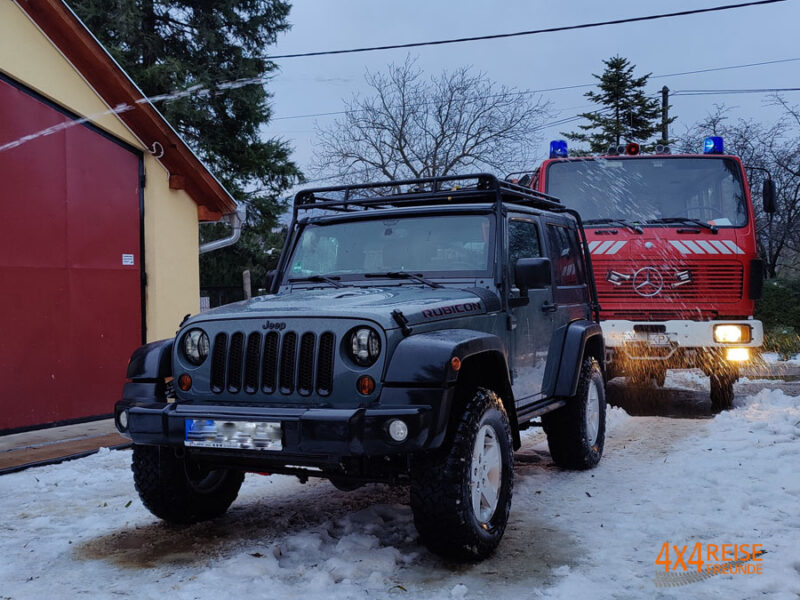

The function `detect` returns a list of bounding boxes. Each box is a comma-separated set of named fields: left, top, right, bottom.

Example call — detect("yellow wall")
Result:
left=1, top=2, right=202, bottom=342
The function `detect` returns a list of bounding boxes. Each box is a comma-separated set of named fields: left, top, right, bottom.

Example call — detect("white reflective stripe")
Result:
left=669, top=240, right=692, bottom=254
left=594, top=240, right=615, bottom=254
left=710, top=240, right=732, bottom=254
left=682, top=240, right=704, bottom=254
left=588, top=240, right=602, bottom=252
left=696, top=240, right=719, bottom=254
left=605, top=240, right=627, bottom=255
left=722, top=240, right=745, bottom=254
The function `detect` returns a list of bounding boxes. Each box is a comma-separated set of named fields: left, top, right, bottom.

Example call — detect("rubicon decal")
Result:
left=421, top=302, right=481, bottom=318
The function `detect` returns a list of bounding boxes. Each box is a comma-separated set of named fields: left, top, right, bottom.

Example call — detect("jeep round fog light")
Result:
left=118, top=410, right=128, bottom=431
left=388, top=419, right=408, bottom=442
left=356, top=375, right=375, bottom=395
left=726, top=347, right=750, bottom=362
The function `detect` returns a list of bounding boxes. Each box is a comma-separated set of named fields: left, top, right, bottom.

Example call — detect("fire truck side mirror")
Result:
left=762, top=179, right=776, bottom=214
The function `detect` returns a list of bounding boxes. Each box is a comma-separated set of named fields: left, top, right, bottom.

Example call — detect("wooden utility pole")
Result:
left=661, top=86, right=670, bottom=145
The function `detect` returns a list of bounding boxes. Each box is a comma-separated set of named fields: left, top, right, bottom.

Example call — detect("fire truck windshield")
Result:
left=545, top=157, right=747, bottom=228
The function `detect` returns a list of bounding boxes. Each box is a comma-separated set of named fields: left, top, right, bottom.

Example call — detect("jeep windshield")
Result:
left=545, top=157, right=747, bottom=228
left=285, top=213, right=494, bottom=283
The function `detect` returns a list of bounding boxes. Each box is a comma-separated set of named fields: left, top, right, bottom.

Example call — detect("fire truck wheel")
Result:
left=710, top=373, right=735, bottom=412
left=542, top=358, right=606, bottom=470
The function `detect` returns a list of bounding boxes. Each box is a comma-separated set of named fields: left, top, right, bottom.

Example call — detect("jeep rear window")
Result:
left=286, top=214, right=493, bottom=278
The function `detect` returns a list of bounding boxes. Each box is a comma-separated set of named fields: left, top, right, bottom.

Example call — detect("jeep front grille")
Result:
left=210, top=329, right=335, bottom=398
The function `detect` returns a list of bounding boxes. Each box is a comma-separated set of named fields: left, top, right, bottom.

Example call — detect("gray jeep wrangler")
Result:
left=115, top=174, right=606, bottom=560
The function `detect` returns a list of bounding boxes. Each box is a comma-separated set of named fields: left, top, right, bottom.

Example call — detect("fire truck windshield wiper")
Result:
left=583, top=218, right=643, bottom=234
left=287, top=274, right=344, bottom=288
left=364, top=271, right=443, bottom=288
left=646, top=217, right=718, bottom=233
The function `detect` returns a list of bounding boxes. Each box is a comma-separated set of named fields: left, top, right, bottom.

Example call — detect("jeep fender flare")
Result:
left=384, top=329, right=519, bottom=447
left=551, top=320, right=604, bottom=398
left=121, top=339, right=173, bottom=404
left=126, top=339, right=174, bottom=380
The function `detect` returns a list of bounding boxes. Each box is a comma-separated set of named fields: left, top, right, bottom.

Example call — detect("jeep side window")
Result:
left=508, top=219, right=541, bottom=272
left=546, top=223, right=588, bottom=304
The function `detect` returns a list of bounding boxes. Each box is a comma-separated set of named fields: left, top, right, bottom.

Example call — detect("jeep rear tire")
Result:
left=410, top=388, right=514, bottom=560
left=542, top=358, right=606, bottom=470
left=132, top=445, right=244, bottom=524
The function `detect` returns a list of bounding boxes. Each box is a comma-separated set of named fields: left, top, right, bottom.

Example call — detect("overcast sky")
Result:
left=265, top=0, right=799, bottom=186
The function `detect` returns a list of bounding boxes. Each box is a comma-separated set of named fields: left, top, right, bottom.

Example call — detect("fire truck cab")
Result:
left=530, top=138, right=774, bottom=411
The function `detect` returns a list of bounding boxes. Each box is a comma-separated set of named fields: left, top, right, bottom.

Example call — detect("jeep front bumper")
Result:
left=115, top=386, right=451, bottom=459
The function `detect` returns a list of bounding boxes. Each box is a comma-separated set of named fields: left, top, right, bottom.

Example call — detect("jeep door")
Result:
left=507, top=216, right=554, bottom=402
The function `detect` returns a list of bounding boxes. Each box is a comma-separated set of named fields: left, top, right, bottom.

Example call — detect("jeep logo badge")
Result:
left=262, top=320, right=287, bottom=331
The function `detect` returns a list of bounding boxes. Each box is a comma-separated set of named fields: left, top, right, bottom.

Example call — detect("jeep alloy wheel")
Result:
left=410, top=388, right=514, bottom=559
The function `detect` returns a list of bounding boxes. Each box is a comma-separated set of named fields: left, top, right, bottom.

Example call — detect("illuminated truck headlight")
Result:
left=182, top=328, right=210, bottom=365
left=713, top=324, right=751, bottom=344
left=348, top=327, right=381, bottom=366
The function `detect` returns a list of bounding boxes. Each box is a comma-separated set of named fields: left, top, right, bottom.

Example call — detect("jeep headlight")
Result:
left=348, top=327, right=381, bottom=367
left=182, top=328, right=210, bottom=365
left=714, top=324, right=751, bottom=344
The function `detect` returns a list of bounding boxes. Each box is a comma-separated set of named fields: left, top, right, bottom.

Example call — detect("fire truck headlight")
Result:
left=714, top=324, right=751, bottom=344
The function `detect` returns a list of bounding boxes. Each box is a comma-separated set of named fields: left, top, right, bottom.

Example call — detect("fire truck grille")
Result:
left=596, top=260, right=743, bottom=305
left=209, top=330, right=336, bottom=398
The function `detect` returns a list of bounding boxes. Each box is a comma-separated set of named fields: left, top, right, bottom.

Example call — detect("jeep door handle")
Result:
left=541, top=301, right=558, bottom=313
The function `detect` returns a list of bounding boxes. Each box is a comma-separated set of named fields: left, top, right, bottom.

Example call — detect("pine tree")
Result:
left=69, top=0, right=302, bottom=300
left=564, top=55, right=670, bottom=153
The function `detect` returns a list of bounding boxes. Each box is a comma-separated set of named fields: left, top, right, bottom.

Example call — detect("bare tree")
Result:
left=313, top=58, right=550, bottom=183
left=677, top=104, right=800, bottom=278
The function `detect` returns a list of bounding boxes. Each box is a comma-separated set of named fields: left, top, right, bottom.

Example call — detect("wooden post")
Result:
left=243, top=269, right=252, bottom=300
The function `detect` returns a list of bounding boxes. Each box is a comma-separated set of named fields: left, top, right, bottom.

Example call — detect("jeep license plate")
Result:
left=184, top=419, right=282, bottom=451
left=647, top=333, right=671, bottom=346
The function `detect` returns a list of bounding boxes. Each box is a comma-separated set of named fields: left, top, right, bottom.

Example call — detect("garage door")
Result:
left=0, top=76, right=143, bottom=432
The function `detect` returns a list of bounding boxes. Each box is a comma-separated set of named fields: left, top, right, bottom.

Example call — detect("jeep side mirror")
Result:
left=510, top=258, right=552, bottom=307
left=516, top=257, right=552, bottom=291
left=763, top=179, right=776, bottom=214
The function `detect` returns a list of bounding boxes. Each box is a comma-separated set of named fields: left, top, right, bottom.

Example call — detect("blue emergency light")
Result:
left=703, top=136, right=724, bottom=154
left=549, top=140, right=569, bottom=158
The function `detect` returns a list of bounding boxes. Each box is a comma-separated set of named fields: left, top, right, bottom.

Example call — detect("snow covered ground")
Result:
left=1, top=376, right=799, bottom=599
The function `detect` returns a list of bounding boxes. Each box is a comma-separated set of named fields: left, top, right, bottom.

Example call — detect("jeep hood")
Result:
left=186, top=286, right=498, bottom=330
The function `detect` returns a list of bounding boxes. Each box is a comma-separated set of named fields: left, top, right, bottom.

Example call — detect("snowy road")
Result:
left=1, top=372, right=799, bottom=599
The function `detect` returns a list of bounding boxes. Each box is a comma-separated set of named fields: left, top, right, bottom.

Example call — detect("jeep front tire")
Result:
left=542, top=357, right=606, bottom=470
left=132, top=445, right=245, bottom=524
left=410, top=388, right=514, bottom=560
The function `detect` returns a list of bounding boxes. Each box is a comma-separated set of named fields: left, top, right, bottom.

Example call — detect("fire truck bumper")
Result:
left=601, top=319, right=763, bottom=365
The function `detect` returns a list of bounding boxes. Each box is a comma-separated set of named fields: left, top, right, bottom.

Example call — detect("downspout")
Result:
left=199, top=205, right=246, bottom=254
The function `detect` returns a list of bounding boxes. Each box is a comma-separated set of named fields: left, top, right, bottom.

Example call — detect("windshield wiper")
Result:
left=287, top=275, right=343, bottom=288
left=364, top=272, right=443, bottom=289
left=583, top=218, right=643, bottom=234
left=646, top=217, right=718, bottom=233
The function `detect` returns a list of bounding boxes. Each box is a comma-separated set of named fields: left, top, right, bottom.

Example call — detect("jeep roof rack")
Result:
left=292, top=173, right=561, bottom=220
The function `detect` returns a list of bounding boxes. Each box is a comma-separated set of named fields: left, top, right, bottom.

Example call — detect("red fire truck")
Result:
left=527, top=138, right=775, bottom=411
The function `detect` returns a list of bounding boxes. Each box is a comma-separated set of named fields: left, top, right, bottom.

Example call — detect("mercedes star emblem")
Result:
left=632, top=267, right=664, bottom=297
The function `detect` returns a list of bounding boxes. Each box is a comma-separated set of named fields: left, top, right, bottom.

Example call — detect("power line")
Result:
left=673, top=87, right=800, bottom=95
left=271, top=56, right=800, bottom=122
left=270, top=0, right=786, bottom=60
